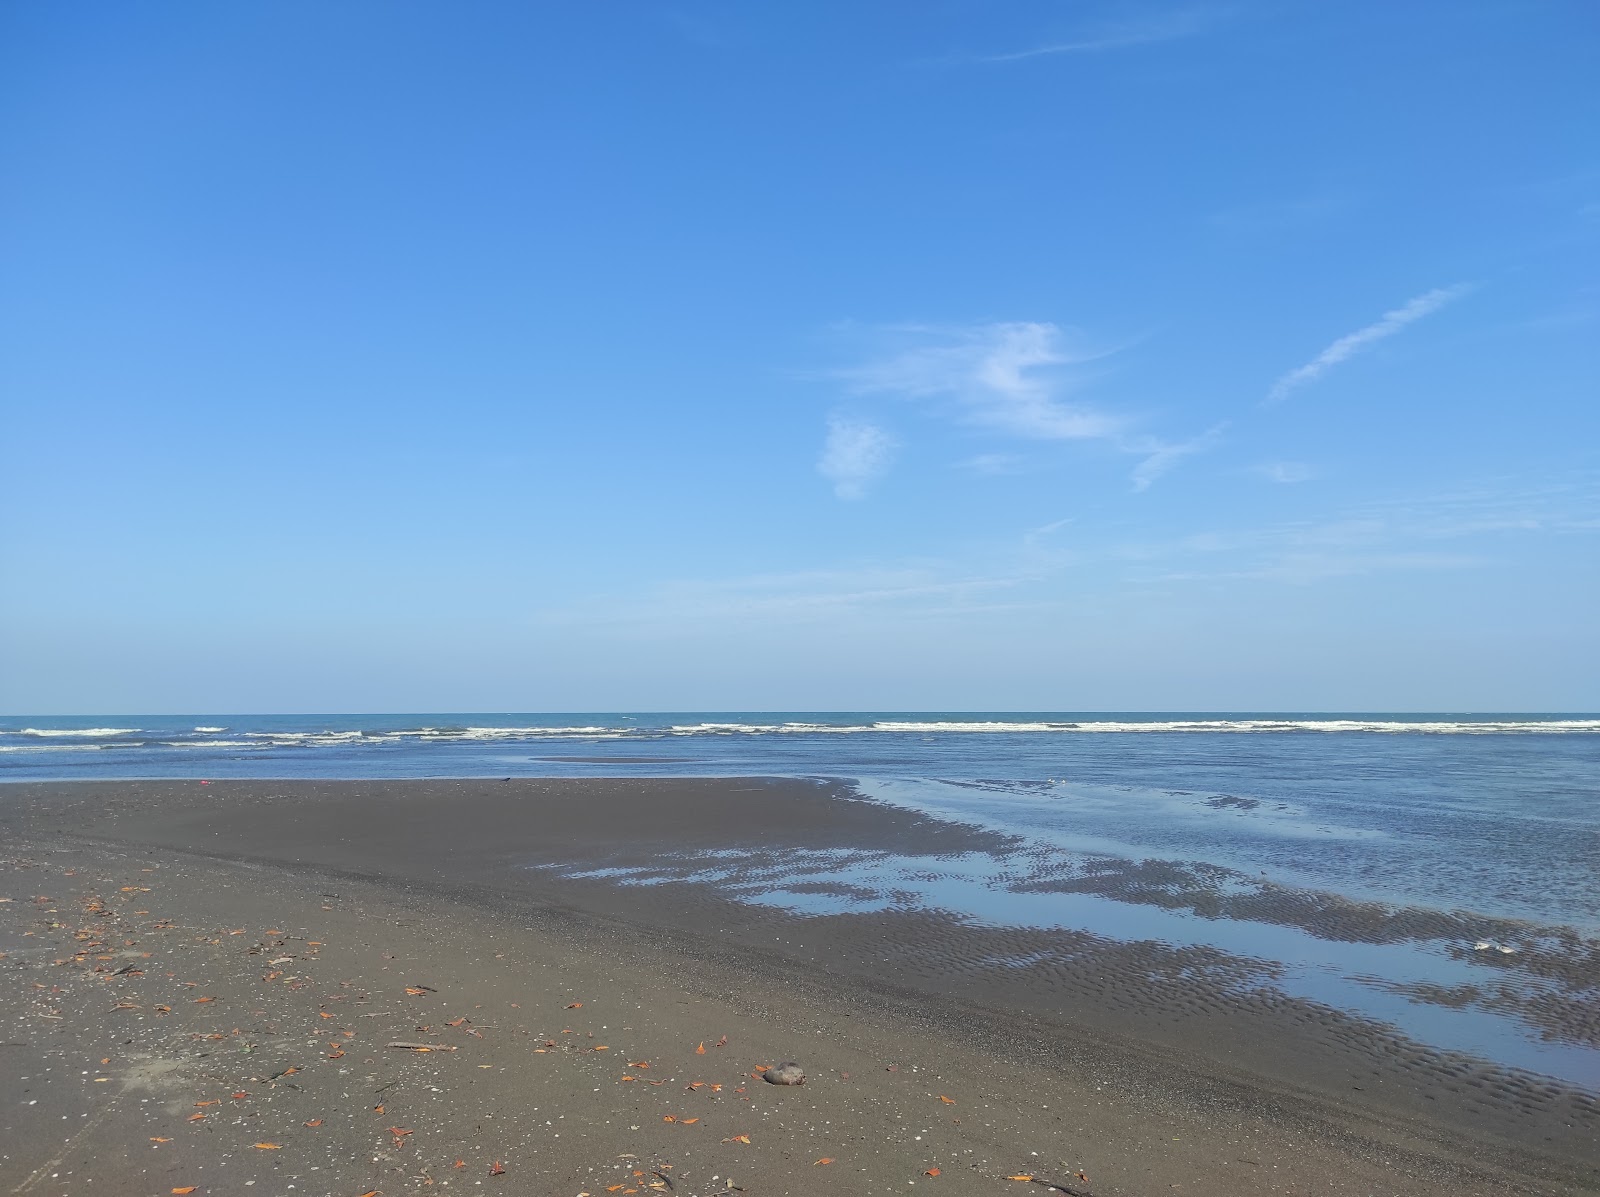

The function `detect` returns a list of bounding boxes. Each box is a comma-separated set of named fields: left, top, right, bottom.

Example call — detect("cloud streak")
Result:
left=1265, top=285, right=1471, bottom=405
left=818, top=415, right=896, bottom=499
left=982, top=9, right=1219, bottom=61
left=1130, top=424, right=1227, bottom=491
left=841, top=321, right=1121, bottom=442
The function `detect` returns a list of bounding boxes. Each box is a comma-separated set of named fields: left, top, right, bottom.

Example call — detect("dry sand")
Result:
left=0, top=778, right=1595, bottom=1196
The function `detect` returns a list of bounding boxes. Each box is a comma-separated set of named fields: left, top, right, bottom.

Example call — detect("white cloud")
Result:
left=1265, top=285, right=1472, bottom=405
left=1129, top=424, right=1227, bottom=491
left=982, top=9, right=1220, bottom=61
left=956, top=452, right=1027, bottom=476
left=1254, top=461, right=1317, bottom=484
left=818, top=415, right=896, bottom=499
left=841, top=321, right=1120, bottom=442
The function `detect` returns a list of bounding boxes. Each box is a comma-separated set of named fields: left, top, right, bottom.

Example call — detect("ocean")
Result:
left=4, top=712, right=1597, bottom=1087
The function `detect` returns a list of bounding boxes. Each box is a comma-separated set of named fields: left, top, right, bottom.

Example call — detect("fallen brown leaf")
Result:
left=938, top=1095, right=956, bottom=1104
left=253, top=1142, right=282, bottom=1149
left=172, top=1188, right=198, bottom=1194
left=695, top=1041, right=706, bottom=1054
left=489, top=1161, right=505, bottom=1175
left=304, top=1119, right=323, bottom=1127
left=814, top=1158, right=835, bottom=1166
left=925, top=1167, right=941, bottom=1177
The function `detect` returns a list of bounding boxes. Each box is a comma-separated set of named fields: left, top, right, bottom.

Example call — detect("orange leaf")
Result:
left=662, top=1115, right=677, bottom=1123
left=814, top=1157, right=835, bottom=1166
left=319, top=1011, right=333, bottom=1019
left=489, top=1161, right=505, bottom=1175
left=446, top=1017, right=467, bottom=1026
left=695, top=1042, right=705, bottom=1054
left=151, top=1136, right=173, bottom=1143
left=304, top=1119, right=323, bottom=1127
left=565, top=1001, right=583, bottom=1008
left=728, top=1134, right=752, bottom=1144
left=681, top=1117, right=700, bottom=1125
left=594, top=1044, right=609, bottom=1050
left=454, top=1159, right=467, bottom=1169
left=358, top=1193, right=381, bottom=1197
left=925, top=1167, right=942, bottom=1177
left=328, top=1049, right=345, bottom=1058
left=389, top=1127, right=413, bottom=1137
left=194, top=1100, right=220, bottom=1107
left=187, top=1113, right=205, bottom=1122
left=405, top=987, right=429, bottom=996
left=231, top=1092, right=248, bottom=1100
left=253, top=1142, right=282, bottom=1149
left=686, top=1082, right=705, bottom=1090
left=172, top=1189, right=198, bottom=1194
left=373, top=1104, right=385, bottom=1114
left=938, top=1095, right=955, bottom=1104
left=1006, top=1176, right=1034, bottom=1182
left=608, top=1187, right=626, bottom=1192
left=628, top=1060, right=650, bottom=1068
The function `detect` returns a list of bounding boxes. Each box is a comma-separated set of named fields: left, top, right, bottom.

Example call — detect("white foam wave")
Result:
left=193, top=726, right=227, bottom=733
left=0, top=743, right=107, bottom=753
left=16, top=727, right=140, bottom=737
left=667, top=719, right=1600, bottom=736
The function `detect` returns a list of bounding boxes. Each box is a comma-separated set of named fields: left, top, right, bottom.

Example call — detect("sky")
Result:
left=2, top=1, right=1597, bottom=714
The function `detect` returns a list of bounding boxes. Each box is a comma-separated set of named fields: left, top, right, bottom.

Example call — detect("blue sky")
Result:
left=2, top=1, right=1597, bottom=713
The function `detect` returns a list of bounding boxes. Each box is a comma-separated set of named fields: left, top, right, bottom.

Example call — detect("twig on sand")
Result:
left=386, top=1041, right=458, bottom=1052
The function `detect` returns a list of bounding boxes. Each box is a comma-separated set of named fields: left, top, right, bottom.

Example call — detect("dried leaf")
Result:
left=172, top=1188, right=198, bottom=1194
left=231, top=1092, right=249, bottom=1100
left=628, top=1060, right=650, bottom=1068
left=446, top=1017, right=467, bottom=1026
left=715, top=1035, right=728, bottom=1047
left=193, top=996, right=216, bottom=1003
left=151, top=1136, right=172, bottom=1143
left=1006, top=1176, right=1034, bottom=1182
left=814, top=1157, right=835, bottom=1166
left=489, top=1161, right=506, bottom=1175
left=389, top=1127, right=413, bottom=1137
left=566, top=1001, right=583, bottom=1008
left=681, top=1117, right=700, bottom=1125
left=187, top=1113, right=205, bottom=1122
left=938, top=1095, right=955, bottom=1104
left=925, top=1168, right=941, bottom=1177
left=374, top=1104, right=385, bottom=1114
left=253, top=1142, right=282, bottom=1149
left=662, top=1115, right=677, bottom=1123
left=695, top=1042, right=706, bottom=1054
left=304, top=1119, right=323, bottom=1127
left=722, top=1134, right=751, bottom=1144
left=405, top=987, right=430, bottom=996
left=454, top=1160, right=467, bottom=1169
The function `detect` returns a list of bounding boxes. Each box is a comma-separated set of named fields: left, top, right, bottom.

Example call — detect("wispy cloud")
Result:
left=817, top=414, right=896, bottom=500
left=1265, top=285, right=1472, bottom=405
left=1254, top=461, right=1317, bottom=484
left=841, top=321, right=1121, bottom=442
left=957, top=452, right=1027, bottom=476
left=982, top=9, right=1220, bottom=62
left=1129, top=424, right=1227, bottom=491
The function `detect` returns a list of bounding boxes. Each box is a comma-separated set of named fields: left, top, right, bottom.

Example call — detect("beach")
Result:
left=1, top=778, right=1595, bottom=1196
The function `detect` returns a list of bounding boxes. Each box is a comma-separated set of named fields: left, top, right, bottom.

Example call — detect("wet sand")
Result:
left=1, top=778, right=1596, bottom=1196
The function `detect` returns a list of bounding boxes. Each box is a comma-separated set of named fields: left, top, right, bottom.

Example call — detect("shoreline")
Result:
left=2, top=777, right=1596, bottom=1195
